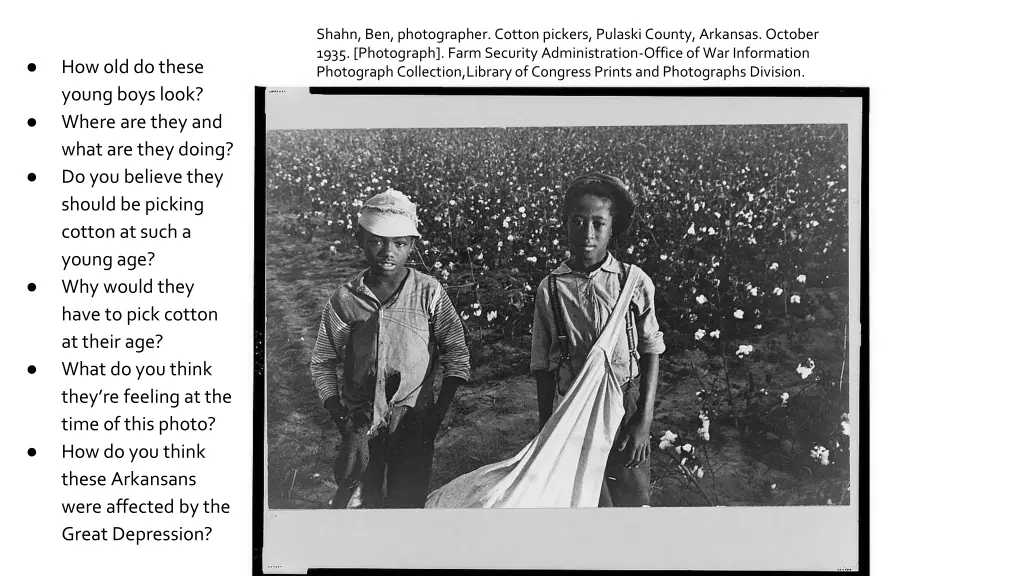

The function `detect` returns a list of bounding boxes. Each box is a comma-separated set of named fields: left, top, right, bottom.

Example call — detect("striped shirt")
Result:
left=310, top=268, right=470, bottom=429
left=531, top=252, right=665, bottom=394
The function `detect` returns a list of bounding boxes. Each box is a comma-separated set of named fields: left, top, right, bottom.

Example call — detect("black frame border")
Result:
left=253, top=86, right=869, bottom=574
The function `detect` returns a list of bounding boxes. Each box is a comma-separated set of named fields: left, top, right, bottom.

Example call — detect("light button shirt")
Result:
left=530, top=253, right=666, bottom=395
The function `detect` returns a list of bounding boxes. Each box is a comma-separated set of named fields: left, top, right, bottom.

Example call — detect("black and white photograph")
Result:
left=260, top=90, right=863, bottom=568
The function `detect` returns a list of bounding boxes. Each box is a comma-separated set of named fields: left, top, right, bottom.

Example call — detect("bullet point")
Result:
left=27, top=63, right=36, bottom=72
left=27, top=173, right=36, bottom=182
left=27, top=283, right=36, bottom=291
left=28, top=448, right=36, bottom=457
left=28, top=365, right=36, bottom=374
left=28, top=118, right=36, bottom=127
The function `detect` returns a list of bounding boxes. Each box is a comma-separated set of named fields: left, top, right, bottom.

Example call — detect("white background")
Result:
left=261, top=94, right=862, bottom=572
left=1, top=0, right=1021, bottom=574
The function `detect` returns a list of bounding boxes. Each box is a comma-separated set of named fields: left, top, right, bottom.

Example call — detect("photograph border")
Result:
left=254, top=86, right=868, bottom=573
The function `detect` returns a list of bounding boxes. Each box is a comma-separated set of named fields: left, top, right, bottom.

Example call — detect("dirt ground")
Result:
left=265, top=206, right=847, bottom=508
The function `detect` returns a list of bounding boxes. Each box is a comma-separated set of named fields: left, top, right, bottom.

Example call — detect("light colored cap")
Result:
left=357, top=189, right=420, bottom=238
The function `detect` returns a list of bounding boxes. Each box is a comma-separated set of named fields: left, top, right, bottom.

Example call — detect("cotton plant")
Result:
left=658, top=430, right=678, bottom=451
left=796, top=359, right=815, bottom=379
left=810, top=445, right=830, bottom=466
left=656, top=430, right=707, bottom=490
left=697, top=411, right=711, bottom=442
left=275, top=128, right=854, bottom=505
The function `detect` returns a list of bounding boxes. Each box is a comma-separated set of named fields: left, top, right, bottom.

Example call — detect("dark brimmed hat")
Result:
left=564, top=172, right=636, bottom=236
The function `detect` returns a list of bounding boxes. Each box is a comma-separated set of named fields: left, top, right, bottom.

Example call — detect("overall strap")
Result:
left=548, top=274, right=573, bottom=376
left=619, top=264, right=639, bottom=381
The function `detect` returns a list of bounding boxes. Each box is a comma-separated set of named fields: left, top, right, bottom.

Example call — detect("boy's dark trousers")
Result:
left=599, top=382, right=651, bottom=507
left=331, top=407, right=436, bottom=509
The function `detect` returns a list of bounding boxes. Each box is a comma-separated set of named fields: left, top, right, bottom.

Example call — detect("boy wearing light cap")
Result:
left=310, top=189, right=470, bottom=509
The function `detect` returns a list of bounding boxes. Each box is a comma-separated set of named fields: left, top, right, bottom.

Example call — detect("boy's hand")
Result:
left=616, top=419, right=652, bottom=468
left=426, top=376, right=465, bottom=436
left=349, top=410, right=370, bottom=431
left=324, top=396, right=351, bottom=434
left=333, top=415, right=353, bottom=436
left=424, top=406, right=447, bottom=436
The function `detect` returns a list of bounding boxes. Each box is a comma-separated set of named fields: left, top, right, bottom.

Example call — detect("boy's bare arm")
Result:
left=535, top=370, right=556, bottom=432
left=637, top=353, right=660, bottom=425
left=618, top=353, right=660, bottom=468
left=619, top=273, right=665, bottom=466
left=429, top=375, right=466, bottom=431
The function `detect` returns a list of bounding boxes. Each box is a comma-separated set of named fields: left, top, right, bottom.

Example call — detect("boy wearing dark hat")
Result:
left=530, top=173, right=665, bottom=507
left=310, top=189, right=470, bottom=509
